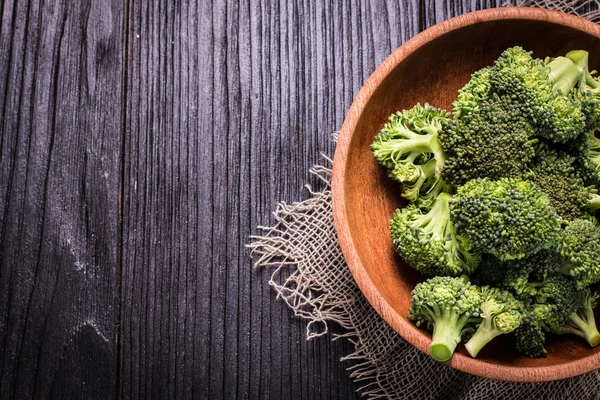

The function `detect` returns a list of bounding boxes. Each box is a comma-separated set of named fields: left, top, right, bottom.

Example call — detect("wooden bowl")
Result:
left=332, top=7, right=600, bottom=382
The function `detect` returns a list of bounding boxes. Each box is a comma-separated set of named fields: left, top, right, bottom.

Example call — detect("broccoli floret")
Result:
left=490, top=47, right=585, bottom=143
left=499, top=249, right=566, bottom=299
left=451, top=178, right=562, bottom=261
left=452, top=67, right=492, bottom=119
left=552, top=287, right=600, bottom=348
left=409, top=276, right=482, bottom=361
left=470, top=253, right=508, bottom=287
left=526, top=144, right=598, bottom=221
left=589, top=131, right=600, bottom=166
left=371, top=104, right=451, bottom=203
left=566, top=50, right=600, bottom=132
left=514, top=310, right=547, bottom=357
left=440, top=96, right=537, bottom=186
left=390, top=193, right=480, bottom=277
left=557, top=218, right=600, bottom=289
left=464, top=287, right=525, bottom=357
left=532, top=276, right=600, bottom=347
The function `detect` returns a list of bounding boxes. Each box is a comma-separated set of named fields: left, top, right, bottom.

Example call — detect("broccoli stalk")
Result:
left=586, top=193, right=600, bottom=211
left=554, top=289, right=600, bottom=347
left=409, top=276, right=482, bottom=362
left=372, top=128, right=445, bottom=174
left=464, top=287, right=524, bottom=358
left=566, top=50, right=600, bottom=94
left=546, top=56, right=582, bottom=94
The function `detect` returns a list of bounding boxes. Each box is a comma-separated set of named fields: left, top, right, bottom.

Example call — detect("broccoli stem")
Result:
left=563, top=311, right=600, bottom=347
left=430, top=309, right=466, bottom=362
left=586, top=194, right=600, bottom=211
left=412, top=192, right=452, bottom=239
left=464, top=318, right=501, bottom=358
left=566, top=50, right=600, bottom=93
left=547, top=56, right=582, bottom=94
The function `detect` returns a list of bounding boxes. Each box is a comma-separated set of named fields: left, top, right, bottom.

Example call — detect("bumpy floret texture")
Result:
left=490, top=47, right=585, bottom=143
left=451, top=178, right=562, bottom=261
left=526, top=144, right=597, bottom=221
left=390, top=193, right=480, bottom=277
left=500, top=248, right=566, bottom=299
left=440, top=96, right=537, bottom=186
left=373, top=47, right=600, bottom=361
left=452, top=67, right=492, bottom=119
left=514, top=311, right=547, bottom=357
left=557, top=218, right=600, bottom=289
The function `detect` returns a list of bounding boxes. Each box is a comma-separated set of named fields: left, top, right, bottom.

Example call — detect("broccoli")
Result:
left=452, top=67, right=492, bottom=119
left=552, top=287, right=600, bottom=347
left=371, top=104, right=452, bottom=204
left=526, top=144, right=599, bottom=221
left=589, top=131, right=600, bottom=166
left=440, top=95, right=538, bottom=186
left=451, top=178, right=562, bottom=261
left=470, top=253, right=508, bottom=287
left=557, top=218, right=600, bottom=289
left=464, top=287, right=524, bottom=357
left=408, top=276, right=482, bottom=361
left=499, top=249, right=566, bottom=299
left=490, top=46, right=585, bottom=143
left=566, top=50, right=600, bottom=131
left=532, top=276, right=600, bottom=347
left=513, top=310, right=547, bottom=357
left=390, top=193, right=480, bottom=277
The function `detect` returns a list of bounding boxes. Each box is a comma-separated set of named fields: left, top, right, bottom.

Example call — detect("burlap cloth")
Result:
left=248, top=2, right=600, bottom=398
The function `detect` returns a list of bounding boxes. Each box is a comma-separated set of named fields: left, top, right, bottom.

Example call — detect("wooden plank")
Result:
left=120, top=0, right=420, bottom=399
left=0, top=0, right=124, bottom=398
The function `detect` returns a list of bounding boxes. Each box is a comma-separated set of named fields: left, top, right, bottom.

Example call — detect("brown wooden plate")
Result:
left=332, top=7, right=600, bottom=381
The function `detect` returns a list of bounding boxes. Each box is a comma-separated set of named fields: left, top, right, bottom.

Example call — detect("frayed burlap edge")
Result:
left=248, top=2, right=600, bottom=399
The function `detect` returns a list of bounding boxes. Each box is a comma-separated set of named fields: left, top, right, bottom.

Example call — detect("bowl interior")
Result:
left=339, top=13, right=600, bottom=376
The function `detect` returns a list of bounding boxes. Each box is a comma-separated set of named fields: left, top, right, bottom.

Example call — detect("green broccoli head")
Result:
left=513, top=310, right=547, bottom=358
left=532, top=276, right=600, bottom=347
left=452, top=67, right=492, bottom=119
left=498, top=249, right=566, bottom=300
left=390, top=193, right=480, bottom=277
left=371, top=104, right=451, bottom=203
left=451, top=178, right=562, bottom=261
left=409, top=275, right=482, bottom=361
left=470, top=253, right=508, bottom=287
left=490, top=47, right=585, bottom=143
left=566, top=50, right=600, bottom=131
left=526, top=144, right=598, bottom=221
left=589, top=131, right=600, bottom=167
left=552, top=287, right=600, bottom=348
left=557, top=218, right=600, bottom=289
left=464, top=286, right=525, bottom=357
left=440, top=96, right=537, bottom=187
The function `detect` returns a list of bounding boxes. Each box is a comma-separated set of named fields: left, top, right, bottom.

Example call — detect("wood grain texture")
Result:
left=120, top=1, right=420, bottom=399
left=0, top=0, right=124, bottom=398
left=332, top=7, right=600, bottom=382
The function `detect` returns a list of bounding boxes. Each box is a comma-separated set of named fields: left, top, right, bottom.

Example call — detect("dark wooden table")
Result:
left=4, top=1, right=587, bottom=399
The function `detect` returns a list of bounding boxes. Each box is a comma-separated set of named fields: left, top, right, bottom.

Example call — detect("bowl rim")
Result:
left=332, top=7, right=600, bottom=382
